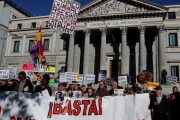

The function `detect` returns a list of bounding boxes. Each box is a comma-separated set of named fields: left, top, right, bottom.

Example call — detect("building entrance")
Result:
left=109, top=60, right=121, bottom=82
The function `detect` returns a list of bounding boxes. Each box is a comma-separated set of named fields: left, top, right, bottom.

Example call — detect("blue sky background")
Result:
left=11, top=0, right=180, bottom=16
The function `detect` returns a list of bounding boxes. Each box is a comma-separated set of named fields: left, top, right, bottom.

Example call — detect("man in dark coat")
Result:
left=14, top=71, right=33, bottom=93
left=109, top=81, right=123, bottom=95
left=149, top=86, right=169, bottom=120
left=95, top=81, right=110, bottom=98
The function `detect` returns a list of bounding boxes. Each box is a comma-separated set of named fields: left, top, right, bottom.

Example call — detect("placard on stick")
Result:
left=84, top=74, right=95, bottom=84
left=166, top=76, right=177, bottom=85
left=118, top=76, right=128, bottom=86
left=0, top=70, right=9, bottom=79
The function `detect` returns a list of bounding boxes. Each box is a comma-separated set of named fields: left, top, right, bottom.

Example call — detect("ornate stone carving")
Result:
left=138, top=26, right=146, bottom=34
left=83, top=29, right=91, bottom=37
left=120, top=27, right=127, bottom=34
left=84, top=0, right=138, bottom=16
left=157, top=25, right=165, bottom=33
left=100, top=28, right=107, bottom=36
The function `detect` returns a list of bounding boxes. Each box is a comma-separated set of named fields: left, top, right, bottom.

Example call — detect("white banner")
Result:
left=98, top=70, right=107, bottom=81
left=84, top=74, right=95, bottom=84
left=166, top=76, right=177, bottom=85
left=48, top=0, right=80, bottom=35
left=118, top=76, right=128, bottom=85
left=0, top=92, right=151, bottom=120
left=59, top=73, right=67, bottom=83
left=0, top=70, right=9, bottom=79
left=0, top=67, right=5, bottom=70
left=8, top=66, right=16, bottom=79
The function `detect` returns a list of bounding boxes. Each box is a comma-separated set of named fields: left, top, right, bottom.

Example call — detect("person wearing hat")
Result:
left=52, top=83, right=68, bottom=96
left=149, top=86, right=169, bottom=120
left=14, top=71, right=33, bottom=93
left=34, top=79, right=52, bottom=96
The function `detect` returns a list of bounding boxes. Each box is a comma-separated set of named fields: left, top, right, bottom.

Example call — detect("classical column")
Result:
left=21, top=34, right=26, bottom=54
left=67, top=33, right=75, bottom=72
left=100, top=28, right=107, bottom=70
left=157, top=25, right=165, bottom=81
left=120, top=27, right=127, bottom=75
left=83, top=29, right=91, bottom=76
left=138, top=26, right=146, bottom=72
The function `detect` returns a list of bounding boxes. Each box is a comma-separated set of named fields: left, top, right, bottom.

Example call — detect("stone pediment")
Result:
left=79, top=0, right=168, bottom=16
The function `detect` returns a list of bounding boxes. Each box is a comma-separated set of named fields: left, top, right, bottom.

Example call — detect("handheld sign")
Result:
left=76, top=74, right=83, bottom=84
left=59, top=73, right=67, bottom=83
left=8, top=66, right=16, bottom=79
left=166, top=76, right=177, bottom=85
left=84, top=74, right=95, bottom=84
left=147, top=82, right=159, bottom=90
left=118, top=76, right=128, bottom=86
left=65, top=72, right=73, bottom=81
left=48, top=0, right=80, bottom=35
left=105, top=78, right=114, bottom=86
left=0, top=70, right=9, bottom=79
left=98, top=70, right=107, bottom=81
left=114, top=89, right=124, bottom=96
left=0, top=67, right=5, bottom=70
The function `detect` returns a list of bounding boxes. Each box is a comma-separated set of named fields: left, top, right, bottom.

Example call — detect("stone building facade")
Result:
left=4, top=0, right=180, bottom=83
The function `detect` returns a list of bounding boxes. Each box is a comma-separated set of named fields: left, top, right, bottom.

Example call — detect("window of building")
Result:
left=29, top=40, right=34, bottom=51
left=168, top=12, right=176, bottom=19
left=44, top=39, right=49, bottom=50
left=31, top=22, right=36, bottom=28
left=17, top=24, right=22, bottom=29
left=12, top=15, right=17, bottom=19
left=169, top=33, right=178, bottom=46
left=61, top=66, right=67, bottom=72
left=13, top=41, right=20, bottom=52
left=171, top=66, right=179, bottom=81
left=63, top=40, right=67, bottom=50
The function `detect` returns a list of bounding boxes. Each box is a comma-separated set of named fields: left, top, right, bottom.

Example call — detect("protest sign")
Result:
left=139, top=71, right=152, bottom=83
left=54, top=91, right=65, bottom=103
left=166, top=76, right=177, bottom=85
left=105, top=78, right=114, bottom=86
left=34, top=64, right=45, bottom=72
left=118, top=76, right=128, bottom=85
left=0, top=70, right=9, bottom=79
left=76, top=74, right=83, bottom=84
left=59, top=72, right=67, bottom=83
left=65, top=72, right=73, bottom=81
left=8, top=66, right=16, bottom=79
left=69, top=91, right=82, bottom=98
left=98, top=70, right=107, bottom=81
left=0, top=67, right=5, bottom=70
left=34, top=89, right=50, bottom=101
left=0, top=92, right=151, bottom=120
left=48, top=0, right=80, bottom=35
left=72, top=72, right=78, bottom=81
left=147, top=82, right=159, bottom=90
left=50, top=79, right=55, bottom=86
left=84, top=74, right=95, bottom=84
left=114, top=89, right=124, bottom=96
left=127, top=76, right=131, bottom=84
left=45, top=65, right=56, bottom=73
left=22, top=63, right=34, bottom=71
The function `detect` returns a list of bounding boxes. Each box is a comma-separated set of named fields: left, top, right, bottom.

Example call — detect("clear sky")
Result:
left=11, top=0, right=180, bottom=16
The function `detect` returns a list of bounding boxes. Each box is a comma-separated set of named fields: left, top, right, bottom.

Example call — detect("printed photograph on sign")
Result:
left=55, top=91, right=65, bottom=103
left=114, top=89, right=124, bottom=96
left=69, top=91, right=82, bottom=98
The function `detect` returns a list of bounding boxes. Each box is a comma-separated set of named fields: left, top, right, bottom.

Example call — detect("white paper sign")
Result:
left=34, top=64, right=45, bottom=72
left=35, top=89, right=50, bottom=101
left=84, top=74, right=95, bottom=84
left=118, top=76, right=128, bottom=85
left=69, top=91, right=82, bottom=98
left=0, top=70, right=9, bottom=79
left=48, top=0, right=80, bottom=35
left=114, top=89, right=124, bottom=96
left=8, top=66, right=16, bottom=79
left=98, top=70, right=107, bottom=81
left=0, top=67, right=5, bottom=70
left=76, top=74, right=83, bottom=84
left=166, top=76, right=177, bottom=85
left=72, top=72, right=78, bottom=81
left=65, top=72, right=73, bottom=81
left=59, top=73, right=67, bottom=83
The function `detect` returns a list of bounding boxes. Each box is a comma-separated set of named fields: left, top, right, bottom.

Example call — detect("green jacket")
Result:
left=149, top=95, right=169, bottom=118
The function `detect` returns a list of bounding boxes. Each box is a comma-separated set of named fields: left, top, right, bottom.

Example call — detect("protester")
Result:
left=52, top=83, right=68, bottom=96
left=168, top=86, right=178, bottom=101
left=109, top=81, right=123, bottom=95
left=149, top=86, right=169, bottom=120
left=146, top=87, right=154, bottom=120
left=6, top=80, right=14, bottom=91
left=129, top=88, right=135, bottom=95
left=34, top=79, right=52, bottom=96
left=81, top=85, right=87, bottom=96
left=95, top=81, right=110, bottom=98
left=74, top=85, right=81, bottom=91
left=33, top=81, right=37, bottom=92
left=32, top=72, right=42, bottom=85
left=0, top=80, right=7, bottom=91
left=131, top=83, right=141, bottom=93
left=170, top=91, right=180, bottom=120
left=14, top=71, right=33, bottom=93
left=87, top=86, right=95, bottom=98
left=43, top=74, right=50, bottom=84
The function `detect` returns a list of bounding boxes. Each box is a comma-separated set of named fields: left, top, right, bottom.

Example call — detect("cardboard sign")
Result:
left=84, top=74, right=95, bottom=84
left=118, top=76, right=128, bottom=85
left=45, top=65, right=55, bottom=73
left=105, top=78, right=114, bottom=86
left=98, top=70, right=107, bottom=81
left=0, top=70, right=9, bottom=79
left=8, top=66, right=16, bottom=79
left=48, top=0, right=80, bottom=35
left=147, top=82, right=159, bottom=90
left=114, top=89, right=124, bottom=96
left=50, top=79, right=55, bottom=86
left=166, top=76, right=177, bottom=85
left=139, top=72, right=152, bottom=83
left=0, top=67, right=5, bottom=70
left=59, top=73, right=67, bottom=83
left=22, top=63, right=34, bottom=71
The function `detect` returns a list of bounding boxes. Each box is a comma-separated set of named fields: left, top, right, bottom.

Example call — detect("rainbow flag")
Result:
left=30, top=26, right=43, bottom=61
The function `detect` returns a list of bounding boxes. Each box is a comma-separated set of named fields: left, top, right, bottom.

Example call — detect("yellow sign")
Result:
left=147, top=82, right=159, bottom=90
left=77, top=72, right=80, bottom=80
left=45, top=65, right=55, bottom=73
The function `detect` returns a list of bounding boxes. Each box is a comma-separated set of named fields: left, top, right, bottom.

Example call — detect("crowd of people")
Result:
left=0, top=71, right=180, bottom=120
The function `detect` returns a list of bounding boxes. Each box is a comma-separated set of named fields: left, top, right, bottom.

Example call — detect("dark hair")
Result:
left=33, top=81, right=37, bottom=84
left=18, top=71, right=26, bottom=77
left=173, top=86, right=178, bottom=93
left=43, top=74, right=50, bottom=83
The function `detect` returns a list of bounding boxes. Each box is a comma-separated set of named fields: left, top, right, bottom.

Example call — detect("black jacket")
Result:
left=13, top=79, right=33, bottom=93
left=34, top=85, right=52, bottom=96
